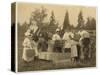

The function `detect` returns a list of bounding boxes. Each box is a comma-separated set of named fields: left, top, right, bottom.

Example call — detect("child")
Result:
left=71, top=40, right=78, bottom=64
left=22, top=30, right=35, bottom=62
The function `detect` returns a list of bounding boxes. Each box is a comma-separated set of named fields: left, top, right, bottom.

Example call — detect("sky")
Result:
left=17, top=2, right=96, bottom=27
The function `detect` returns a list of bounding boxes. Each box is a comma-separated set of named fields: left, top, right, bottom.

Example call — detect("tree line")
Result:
left=19, top=7, right=96, bottom=32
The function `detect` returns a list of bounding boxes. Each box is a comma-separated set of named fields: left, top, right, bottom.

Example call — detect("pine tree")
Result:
left=49, top=11, right=57, bottom=33
left=85, top=17, right=96, bottom=30
left=63, top=10, right=70, bottom=31
left=77, top=11, right=84, bottom=28
left=49, top=11, right=56, bottom=25
left=91, top=18, right=96, bottom=29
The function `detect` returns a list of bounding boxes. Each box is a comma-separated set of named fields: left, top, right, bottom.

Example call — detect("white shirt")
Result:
left=23, top=37, right=32, bottom=49
left=62, top=32, right=74, bottom=40
left=78, top=30, right=90, bottom=46
left=63, top=32, right=74, bottom=48
left=78, top=30, right=90, bottom=38
left=52, top=33, right=61, bottom=41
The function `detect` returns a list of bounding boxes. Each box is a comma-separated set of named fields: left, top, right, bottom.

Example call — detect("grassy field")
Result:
left=17, top=26, right=96, bottom=72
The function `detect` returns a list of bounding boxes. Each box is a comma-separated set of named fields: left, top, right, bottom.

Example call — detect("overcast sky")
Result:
left=17, top=2, right=96, bottom=27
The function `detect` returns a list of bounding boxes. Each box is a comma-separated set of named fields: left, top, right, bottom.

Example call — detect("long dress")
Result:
left=22, top=37, right=35, bottom=62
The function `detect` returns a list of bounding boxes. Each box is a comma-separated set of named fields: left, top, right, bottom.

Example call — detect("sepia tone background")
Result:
left=0, top=0, right=100, bottom=75
left=16, top=3, right=96, bottom=72
left=17, top=3, right=96, bottom=27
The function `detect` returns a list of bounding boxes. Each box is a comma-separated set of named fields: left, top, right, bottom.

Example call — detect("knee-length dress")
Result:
left=71, top=40, right=78, bottom=58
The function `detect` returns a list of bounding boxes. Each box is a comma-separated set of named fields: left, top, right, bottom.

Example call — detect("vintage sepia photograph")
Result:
left=11, top=2, right=96, bottom=72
